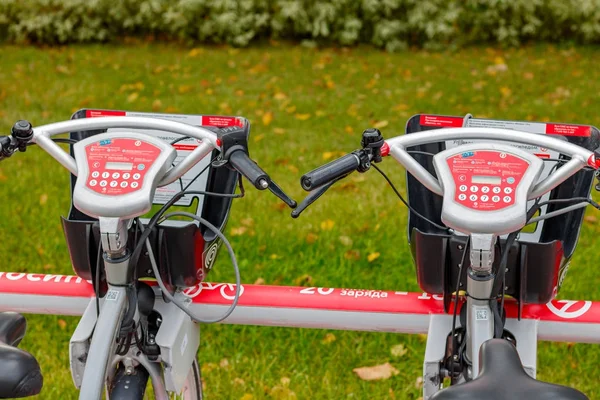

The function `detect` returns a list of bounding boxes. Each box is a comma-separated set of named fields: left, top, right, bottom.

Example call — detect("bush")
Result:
left=1, top=0, right=600, bottom=50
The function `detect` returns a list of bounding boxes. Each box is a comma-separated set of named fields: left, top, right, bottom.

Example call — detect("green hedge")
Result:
left=1, top=0, right=600, bottom=50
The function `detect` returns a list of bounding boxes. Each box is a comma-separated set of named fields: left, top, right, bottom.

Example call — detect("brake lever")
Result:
left=268, top=180, right=297, bottom=208
left=291, top=176, right=345, bottom=218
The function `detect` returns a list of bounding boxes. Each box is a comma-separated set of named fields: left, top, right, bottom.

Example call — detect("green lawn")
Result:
left=1, top=43, right=600, bottom=399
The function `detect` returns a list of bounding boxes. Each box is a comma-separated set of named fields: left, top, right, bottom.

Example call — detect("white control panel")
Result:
left=72, top=131, right=176, bottom=218
left=433, top=143, right=544, bottom=235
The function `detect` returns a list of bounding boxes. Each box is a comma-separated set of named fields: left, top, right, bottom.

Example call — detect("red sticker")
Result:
left=173, top=144, right=199, bottom=151
left=201, top=115, right=243, bottom=127
left=85, top=110, right=126, bottom=118
left=419, top=115, right=463, bottom=128
left=546, top=123, right=591, bottom=137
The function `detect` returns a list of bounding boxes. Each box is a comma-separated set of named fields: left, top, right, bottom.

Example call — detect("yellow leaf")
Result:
left=274, top=92, right=287, bottom=100
left=58, top=319, right=67, bottom=329
left=39, top=193, right=48, bottom=205
left=234, top=378, right=246, bottom=386
left=219, top=358, right=230, bottom=369
left=235, top=90, right=244, bottom=96
left=294, top=274, right=313, bottom=286
left=494, top=56, right=506, bottom=65
left=373, top=120, right=389, bottom=129
left=230, top=226, right=247, bottom=236
left=178, top=85, right=193, bottom=94
left=254, top=134, right=265, bottom=143
left=152, top=99, right=162, bottom=112
left=322, top=333, right=336, bottom=344
left=367, top=252, right=380, bottom=262
left=320, top=219, right=335, bottom=231
left=391, top=344, right=408, bottom=357
left=240, top=394, right=254, bottom=400
left=326, top=80, right=335, bottom=89
left=262, top=112, right=273, bottom=126
left=306, top=233, right=319, bottom=244
left=500, top=87, right=512, bottom=97
left=254, top=277, right=266, bottom=285
left=127, top=92, right=139, bottom=103
left=315, top=110, right=326, bottom=117
left=345, top=126, right=353, bottom=134
left=322, top=152, right=334, bottom=160
left=55, top=65, right=71, bottom=75
left=274, top=128, right=286, bottom=135
left=295, top=113, right=311, bottom=120
left=353, top=363, right=399, bottom=381
left=188, top=48, right=204, bottom=57
left=286, top=105, right=297, bottom=114
left=270, top=254, right=280, bottom=260
left=523, top=72, right=534, bottom=80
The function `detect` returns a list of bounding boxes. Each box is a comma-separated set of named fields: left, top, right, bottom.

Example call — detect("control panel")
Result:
left=72, top=131, right=177, bottom=219
left=433, top=143, right=544, bottom=235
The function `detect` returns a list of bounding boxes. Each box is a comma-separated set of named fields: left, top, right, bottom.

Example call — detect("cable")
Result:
left=450, top=236, right=470, bottom=380
left=95, top=238, right=103, bottom=316
left=139, top=211, right=241, bottom=323
left=371, top=163, right=450, bottom=232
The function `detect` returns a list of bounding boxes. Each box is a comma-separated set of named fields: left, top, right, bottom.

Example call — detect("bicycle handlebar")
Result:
left=300, top=152, right=362, bottom=191
left=229, top=150, right=269, bottom=190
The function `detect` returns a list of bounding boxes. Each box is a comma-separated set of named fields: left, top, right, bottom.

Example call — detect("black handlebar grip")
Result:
left=229, top=150, right=270, bottom=190
left=300, top=152, right=360, bottom=191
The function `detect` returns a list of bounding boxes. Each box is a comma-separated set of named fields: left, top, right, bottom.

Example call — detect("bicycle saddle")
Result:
left=431, top=339, right=588, bottom=400
left=0, top=312, right=43, bottom=398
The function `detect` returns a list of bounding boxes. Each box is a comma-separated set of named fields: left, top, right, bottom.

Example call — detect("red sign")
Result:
left=546, top=123, right=591, bottom=137
left=201, top=115, right=243, bottom=127
left=85, top=110, right=126, bottom=118
left=419, top=115, right=463, bottom=128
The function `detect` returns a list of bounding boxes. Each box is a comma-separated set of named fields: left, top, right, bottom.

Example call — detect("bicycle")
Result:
left=0, top=111, right=296, bottom=399
left=290, top=114, right=600, bottom=399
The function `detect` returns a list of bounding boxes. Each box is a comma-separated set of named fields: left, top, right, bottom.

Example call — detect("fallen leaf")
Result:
left=274, top=92, right=287, bottom=100
left=286, top=105, right=297, bottom=114
left=295, top=113, right=311, bottom=120
left=58, top=319, right=67, bottom=329
left=152, top=99, right=162, bottom=111
left=127, top=92, right=139, bottom=103
left=523, top=72, right=534, bottom=80
left=230, top=226, right=247, bottom=236
left=322, top=333, right=336, bottom=344
left=39, top=193, right=48, bottom=205
left=391, top=344, right=408, bottom=357
left=584, top=215, right=597, bottom=223
left=500, top=87, right=511, bottom=97
left=56, top=65, right=71, bottom=75
left=178, top=85, right=193, bottom=94
left=270, top=254, right=280, bottom=260
left=322, top=152, right=333, bottom=160
left=321, top=219, right=335, bottom=231
left=188, top=48, right=204, bottom=57
left=274, top=128, right=286, bottom=135
left=294, top=274, right=313, bottom=286
left=345, top=126, right=353, bottom=134
left=201, top=363, right=217, bottom=374
left=306, top=233, right=319, bottom=244
left=234, top=378, right=246, bottom=386
left=219, top=358, right=230, bottom=369
left=240, top=394, right=254, bottom=400
left=338, top=236, right=353, bottom=247
left=262, top=112, right=273, bottom=126
left=373, top=120, right=389, bottom=129
left=353, top=363, right=399, bottom=381
left=241, top=217, right=254, bottom=227
left=254, top=278, right=266, bottom=285
left=415, top=376, right=424, bottom=389
left=367, top=252, right=380, bottom=262
left=344, top=249, right=360, bottom=260
left=254, top=134, right=265, bottom=143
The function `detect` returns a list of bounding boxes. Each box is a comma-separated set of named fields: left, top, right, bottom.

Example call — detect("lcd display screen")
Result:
left=471, top=175, right=501, bottom=185
left=105, top=162, right=134, bottom=171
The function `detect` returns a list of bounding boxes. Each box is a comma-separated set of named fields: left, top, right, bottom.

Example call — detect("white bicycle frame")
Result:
left=1, top=120, right=598, bottom=398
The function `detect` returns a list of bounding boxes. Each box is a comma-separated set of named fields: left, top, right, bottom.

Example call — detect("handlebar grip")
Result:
left=229, top=150, right=269, bottom=190
left=300, top=153, right=360, bottom=191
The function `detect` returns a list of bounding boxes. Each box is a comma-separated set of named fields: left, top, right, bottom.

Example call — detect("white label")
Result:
left=105, top=289, right=119, bottom=302
left=475, top=309, right=488, bottom=321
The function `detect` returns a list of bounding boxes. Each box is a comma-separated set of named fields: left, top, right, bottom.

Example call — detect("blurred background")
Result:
left=1, top=1, right=600, bottom=399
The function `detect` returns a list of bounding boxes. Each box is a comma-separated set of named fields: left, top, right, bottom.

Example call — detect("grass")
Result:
left=1, top=42, right=600, bottom=399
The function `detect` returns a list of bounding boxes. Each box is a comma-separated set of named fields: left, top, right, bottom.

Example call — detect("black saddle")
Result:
left=431, top=339, right=588, bottom=400
left=0, top=312, right=43, bottom=398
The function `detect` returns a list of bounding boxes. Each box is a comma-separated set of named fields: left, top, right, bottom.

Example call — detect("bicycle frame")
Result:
left=0, top=271, right=599, bottom=398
